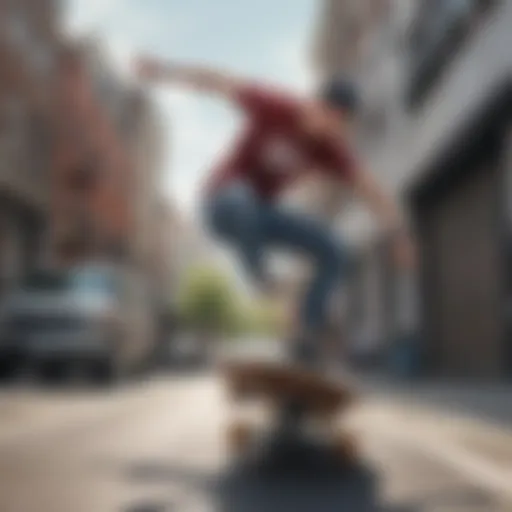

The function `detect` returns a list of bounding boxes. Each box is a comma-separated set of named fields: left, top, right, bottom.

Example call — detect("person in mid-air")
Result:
left=134, top=56, right=415, bottom=366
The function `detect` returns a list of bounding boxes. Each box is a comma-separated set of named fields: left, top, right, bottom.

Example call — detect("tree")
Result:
left=176, top=264, right=282, bottom=338
left=242, top=298, right=281, bottom=336
left=176, top=265, right=240, bottom=335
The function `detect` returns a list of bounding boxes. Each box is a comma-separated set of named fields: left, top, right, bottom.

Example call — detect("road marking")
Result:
left=0, top=375, right=214, bottom=450
left=366, top=420, right=512, bottom=502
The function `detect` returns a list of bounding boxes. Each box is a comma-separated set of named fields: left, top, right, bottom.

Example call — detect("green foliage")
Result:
left=176, top=264, right=279, bottom=336
left=177, top=265, right=237, bottom=334
left=239, top=298, right=280, bottom=335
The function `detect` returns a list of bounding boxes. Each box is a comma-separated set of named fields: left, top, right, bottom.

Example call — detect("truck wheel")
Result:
left=0, top=356, right=19, bottom=382
left=39, top=360, right=67, bottom=384
left=91, top=358, right=117, bottom=386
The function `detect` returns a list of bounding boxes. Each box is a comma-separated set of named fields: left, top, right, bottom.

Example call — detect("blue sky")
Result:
left=66, top=0, right=318, bottom=217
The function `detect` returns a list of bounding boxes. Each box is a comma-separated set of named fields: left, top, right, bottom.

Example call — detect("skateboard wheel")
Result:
left=226, top=421, right=253, bottom=455
left=333, top=431, right=359, bottom=464
left=227, top=379, right=255, bottom=401
left=226, top=379, right=241, bottom=399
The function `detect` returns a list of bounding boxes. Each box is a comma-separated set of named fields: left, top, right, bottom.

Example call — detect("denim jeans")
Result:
left=204, top=181, right=345, bottom=335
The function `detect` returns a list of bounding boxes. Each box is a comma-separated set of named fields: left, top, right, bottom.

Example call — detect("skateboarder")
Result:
left=134, top=56, right=415, bottom=365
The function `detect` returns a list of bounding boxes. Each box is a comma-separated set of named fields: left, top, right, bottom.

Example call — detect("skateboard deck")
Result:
left=221, top=359, right=360, bottom=467
left=222, top=359, right=356, bottom=416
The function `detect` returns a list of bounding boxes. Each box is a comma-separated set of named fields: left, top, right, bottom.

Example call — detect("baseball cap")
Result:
left=319, top=75, right=361, bottom=114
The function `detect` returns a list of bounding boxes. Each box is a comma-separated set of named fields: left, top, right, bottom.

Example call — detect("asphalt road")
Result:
left=0, top=371, right=509, bottom=512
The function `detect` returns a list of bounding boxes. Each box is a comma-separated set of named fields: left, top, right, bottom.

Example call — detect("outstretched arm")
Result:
left=327, top=137, right=413, bottom=256
left=353, top=167, right=403, bottom=232
left=134, top=55, right=243, bottom=99
left=352, top=166, right=416, bottom=267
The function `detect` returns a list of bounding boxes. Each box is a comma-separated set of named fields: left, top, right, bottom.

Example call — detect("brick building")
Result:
left=51, top=39, right=134, bottom=264
left=0, top=0, right=62, bottom=290
left=313, top=0, right=512, bottom=379
left=0, top=0, right=174, bottom=317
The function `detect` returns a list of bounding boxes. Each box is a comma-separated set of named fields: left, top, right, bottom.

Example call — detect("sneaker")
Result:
left=290, top=335, right=321, bottom=369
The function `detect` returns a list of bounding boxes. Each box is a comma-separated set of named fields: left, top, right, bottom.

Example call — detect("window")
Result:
left=28, top=112, right=50, bottom=179
left=100, top=236, right=129, bottom=261
left=70, top=268, right=118, bottom=296
left=30, top=44, right=54, bottom=77
left=66, top=158, right=100, bottom=191
left=23, top=270, right=68, bottom=291
left=0, top=98, right=28, bottom=172
left=6, top=6, right=30, bottom=50
left=404, top=0, right=497, bottom=109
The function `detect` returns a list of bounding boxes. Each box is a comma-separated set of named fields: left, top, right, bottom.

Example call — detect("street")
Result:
left=1, top=0, right=510, bottom=509
left=0, top=370, right=510, bottom=512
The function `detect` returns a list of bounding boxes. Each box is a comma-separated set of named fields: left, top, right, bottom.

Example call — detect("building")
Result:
left=313, top=0, right=512, bottom=379
left=0, top=0, right=62, bottom=291
left=152, top=198, right=180, bottom=305
left=51, top=39, right=133, bottom=265
left=312, top=0, right=385, bottom=80
left=120, top=86, right=165, bottom=274
left=51, top=35, right=176, bottom=318
left=116, top=83, right=172, bottom=314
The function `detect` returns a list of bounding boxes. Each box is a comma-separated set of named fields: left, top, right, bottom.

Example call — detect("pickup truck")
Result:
left=0, top=264, right=158, bottom=384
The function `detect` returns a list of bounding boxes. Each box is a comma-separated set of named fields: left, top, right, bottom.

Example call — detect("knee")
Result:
left=318, top=238, right=345, bottom=279
left=208, top=185, right=258, bottom=238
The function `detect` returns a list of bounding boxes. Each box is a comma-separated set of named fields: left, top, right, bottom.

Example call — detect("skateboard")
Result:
left=221, top=359, right=359, bottom=470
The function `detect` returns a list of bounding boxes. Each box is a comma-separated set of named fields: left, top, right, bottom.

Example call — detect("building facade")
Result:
left=0, top=0, right=62, bottom=291
left=313, top=0, right=512, bottom=378
left=51, top=39, right=133, bottom=265
left=152, top=198, right=179, bottom=304
left=121, top=86, right=165, bottom=273
left=0, top=1, right=176, bottom=324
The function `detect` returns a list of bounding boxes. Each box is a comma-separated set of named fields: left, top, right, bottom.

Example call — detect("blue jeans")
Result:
left=204, top=181, right=345, bottom=335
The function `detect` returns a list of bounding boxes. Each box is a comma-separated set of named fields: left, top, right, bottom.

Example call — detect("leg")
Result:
left=255, top=205, right=346, bottom=430
left=205, top=185, right=346, bottom=356
left=204, top=182, right=268, bottom=287
left=260, top=204, right=346, bottom=361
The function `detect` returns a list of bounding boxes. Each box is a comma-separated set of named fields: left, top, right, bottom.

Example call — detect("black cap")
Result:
left=319, top=75, right=360, bottom=114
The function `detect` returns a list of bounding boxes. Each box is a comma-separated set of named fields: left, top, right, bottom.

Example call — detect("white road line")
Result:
left=0, top=376, right=214, bottom=450
left=367, top=422, right=512, bottom=501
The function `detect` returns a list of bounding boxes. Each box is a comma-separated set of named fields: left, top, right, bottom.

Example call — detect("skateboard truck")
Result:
left=281, top=332, right=324, bottom=428
left=223, top=340, right=359, bottom=470
left=289, top=330, right=323, bottom=368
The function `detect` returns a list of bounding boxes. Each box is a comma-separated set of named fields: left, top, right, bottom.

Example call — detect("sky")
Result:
left=65, top=0, right=319, bottom=218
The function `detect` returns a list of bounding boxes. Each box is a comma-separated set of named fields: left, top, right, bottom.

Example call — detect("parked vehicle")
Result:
left=164, top=330, right=213, bottom=368
left=0, top=263, right=158, bottom=383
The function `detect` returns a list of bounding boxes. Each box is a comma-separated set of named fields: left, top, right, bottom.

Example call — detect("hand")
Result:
left=255, top=275, right=282, bottom=300
left=255, top=278, right=298, bottom=336
left=273, top=299, right=299, bottom=339
left=133, top=55, right=166, bottom=82
left=392, top=231, right=417, bottom=270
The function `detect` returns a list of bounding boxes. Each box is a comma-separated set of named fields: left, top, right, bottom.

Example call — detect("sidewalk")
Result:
left=354, top=373, right=512, bottom=482
left=358, top=374, right=512, bottom=430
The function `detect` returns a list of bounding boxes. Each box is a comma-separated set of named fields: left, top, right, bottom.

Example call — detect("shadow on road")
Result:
left=410, top=486, right=496, bottom=511
left=123, top=459, right=417, bottom=512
